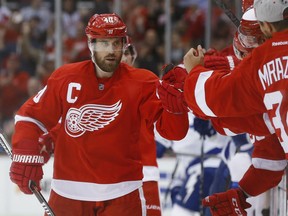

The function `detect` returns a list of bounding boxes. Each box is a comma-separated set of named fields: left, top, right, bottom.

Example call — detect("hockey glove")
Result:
left=193, top=117, right=216, bottom=139
left=204, top=55, right=240, bottom=71
left=10, top=135, right=53, bottom=194
left=156, top=81, right=189, bottom=114
left=202, top=188, right=251, bottom=216
left=161, top=63, right=188, bottom=90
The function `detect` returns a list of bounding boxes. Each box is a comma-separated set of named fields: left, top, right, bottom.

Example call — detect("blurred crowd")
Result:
left=0, top=0, right=238, bottom=141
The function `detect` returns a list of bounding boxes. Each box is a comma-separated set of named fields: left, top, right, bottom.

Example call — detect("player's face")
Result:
left=121, top=49, right=134, bottom=66
left=91, top=38, right=123, bottom=72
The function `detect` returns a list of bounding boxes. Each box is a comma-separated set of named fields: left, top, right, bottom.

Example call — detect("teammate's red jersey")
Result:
left=184, top=29, right=288, bottom=155
left=12, top=60, right=188, bottom=201
left=211, top=115, right=286, bottom=196
left=239, top=133, right=286, bottom=196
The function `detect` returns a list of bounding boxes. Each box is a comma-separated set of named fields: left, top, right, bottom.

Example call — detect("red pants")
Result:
left=143, top=181, right=162, bottom=216
left=45, top=187, right=146, bottom=216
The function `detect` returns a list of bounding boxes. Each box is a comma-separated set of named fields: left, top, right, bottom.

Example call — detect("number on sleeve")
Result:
left=264, top=91, right=288, bottom=152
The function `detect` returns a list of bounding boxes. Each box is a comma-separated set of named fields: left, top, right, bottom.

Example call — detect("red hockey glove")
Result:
left=204, top=48, right=219, bottom=56
left=10, top=137, right=52, bottom=194
left=156, top=81, right=189, bottom=114
left=161, top=63, right=188, bottom=88
left=204, top=55, right=240, bottom=71
left=202, top=188, right=251, bottom=216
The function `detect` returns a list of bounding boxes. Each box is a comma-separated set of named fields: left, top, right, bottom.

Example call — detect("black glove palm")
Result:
left=193, top=117, right=216, bottom=138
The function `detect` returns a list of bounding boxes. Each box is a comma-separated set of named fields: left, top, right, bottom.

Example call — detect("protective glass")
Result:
left=233, top=42, right=249, bottom=60
left=88, top=38, right=124, bottom=52
left=233, top=32, right=251, bottom=60
left=237, top=26, right=259, bottom=49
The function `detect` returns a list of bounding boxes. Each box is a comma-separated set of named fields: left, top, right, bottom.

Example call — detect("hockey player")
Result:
left=158, top=64, right=286, bottom=215
left=157, top=3, right=288, bottom=214
left=155, top=112, right=231, bottom=216
left=182, top=0, right=288, bottom=154
left=8, top=13, right=189, bottom=216
left=121, top=36, right=137, bottom=66
left=121, top=37, right=162, bottom=216
left=158, top=0, right=288, bottom=215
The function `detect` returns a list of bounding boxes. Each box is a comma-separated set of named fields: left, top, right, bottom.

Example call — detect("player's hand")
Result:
left=202, top=188, right=252, bottom=216
left=183, top=45, right=205, bottom=73
left=161, top=64, right=188, bottom=87
left=156, top=81, right=189, bottom=114
left=9, top=138, right=52, bottom=194
left=193, top=117, right=216, bottom=139
left=204, top=55, right=240, bottom=71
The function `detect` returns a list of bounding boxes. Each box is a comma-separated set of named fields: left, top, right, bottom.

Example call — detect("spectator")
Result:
left=20, top=0, right=52, bottom=34
left=0, top=53, right=30, bottom=121
left=63, top=19, right=90, bottom=63
left=62, top=0, right=81, bottom=39
left=90, top=0, right=112, bottom=15
left=18, top=17, right=46, bottom=75
left=136, top=28, right=163, bottom=76
left=0, top=8, right=20, bottom=67
left=0, top=53, right=30, bottom=140
left=35, top=52, right=55, bottom=86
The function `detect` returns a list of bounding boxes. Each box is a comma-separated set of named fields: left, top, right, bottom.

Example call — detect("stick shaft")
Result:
left=0, top=134, right=12, bottom=158
left=199, top=137, right=205, bottom=216
left=213, top=0, right=241, bottom=27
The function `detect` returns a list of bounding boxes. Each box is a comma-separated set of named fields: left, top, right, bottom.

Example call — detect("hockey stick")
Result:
left=163, top=156, right=180, bottom=207
left=0, top=133, right=55, bottom=216
left=175, top=151, right=220, bottom=158
left=213, top=0, right=240, bottom=27
left=199, top=136, right=205, bottom=216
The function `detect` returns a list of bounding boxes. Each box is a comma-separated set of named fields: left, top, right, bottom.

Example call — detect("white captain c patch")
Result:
left=65, top=100, right=122, bottom=137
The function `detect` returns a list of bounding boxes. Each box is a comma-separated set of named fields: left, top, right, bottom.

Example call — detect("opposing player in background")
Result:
left=8, top=13, right=189, bottom=216
left=155, top=111, right=232, bottom=216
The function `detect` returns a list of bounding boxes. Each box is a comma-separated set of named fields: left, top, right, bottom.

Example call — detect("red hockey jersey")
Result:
left=12, top=61, right=188, bottom=201
left=184, top=29, right=288, bottom=156
left=239, top=133, right=286, bottom=196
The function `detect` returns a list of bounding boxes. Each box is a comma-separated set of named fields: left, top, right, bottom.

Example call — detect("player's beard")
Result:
left=93, top=52, right=122, bottom=73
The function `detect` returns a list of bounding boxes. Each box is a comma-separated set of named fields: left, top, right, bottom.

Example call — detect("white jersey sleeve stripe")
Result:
left=15, top=115, right=48, bottom=133
left=252, top=158, right=287, bottom=171
left=227, top=56, right=235, bottom=70
left=195, top=71, right=216, bottom=117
